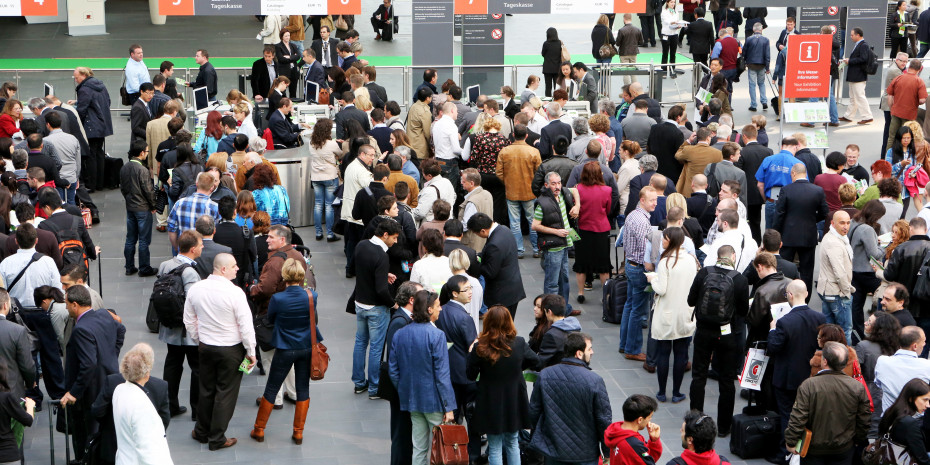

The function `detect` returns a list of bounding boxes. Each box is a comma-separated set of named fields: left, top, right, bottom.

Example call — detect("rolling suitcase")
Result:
left=49, top=400, right=71, bottom=465
left=729, top=394, right=781, bottom=459
left=103, top=156, right=123, bottom=190
left=602, top=236, right=626, bottom=324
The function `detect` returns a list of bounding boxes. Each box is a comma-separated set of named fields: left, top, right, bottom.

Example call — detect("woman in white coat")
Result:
left=647, top=227, right=699, bottom=404
left=113, top=344, right=174, bottom=465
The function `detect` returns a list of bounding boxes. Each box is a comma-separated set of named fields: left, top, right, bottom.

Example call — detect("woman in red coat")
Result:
left=0, top=99, right=23, bottom=139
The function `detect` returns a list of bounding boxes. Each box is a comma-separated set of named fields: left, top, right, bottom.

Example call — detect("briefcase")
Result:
left=430, top=423, right=469, bottom=465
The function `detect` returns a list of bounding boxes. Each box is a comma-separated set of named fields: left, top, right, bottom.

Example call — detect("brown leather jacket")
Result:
left=250, top=244, right=312, bottom=314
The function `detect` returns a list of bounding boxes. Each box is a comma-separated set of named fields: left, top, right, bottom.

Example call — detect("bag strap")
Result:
left=307, top=288, right=318, bottom=346
left=8, top=253, right=42, bottom=292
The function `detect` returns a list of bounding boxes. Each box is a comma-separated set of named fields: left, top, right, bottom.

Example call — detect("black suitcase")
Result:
left=103, top=156, right=123, bottom=189
left=730, top=402, right=781, bottom=459
left=602, top=236, right=626, bottom=324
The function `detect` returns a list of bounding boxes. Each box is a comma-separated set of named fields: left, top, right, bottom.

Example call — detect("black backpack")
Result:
left=865, top=46, right=879, bottom=75
left=695, top=267, right=740, bottom=325
left=149, top=264, right=191, bottom=329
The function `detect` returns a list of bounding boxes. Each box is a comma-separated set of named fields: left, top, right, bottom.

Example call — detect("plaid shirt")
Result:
left=167, top=192, right=219, bottom=234
left=623, top=206, right=651, bottom=264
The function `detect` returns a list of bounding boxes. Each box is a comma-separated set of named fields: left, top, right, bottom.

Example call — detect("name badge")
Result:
left=721, top=324, right=732, bottom=336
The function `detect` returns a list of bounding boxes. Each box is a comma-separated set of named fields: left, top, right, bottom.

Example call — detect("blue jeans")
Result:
left=764, top=200, right=776, bottom=229
left=352, top=304, right=389, bottom=395
left=722, top=68, right=738, bottom=82
left=124, top=210, right=153, bottom=271
left=312, top=178, right=338, bottom=237
left=920, top=42, right=930, bottom=58
left=810, top=81, right=839, bottom=124
left=541, top=248, right=570, bottom=304
left=263, top=348, right=310, bottom=402
left=747, top=68, right=767, bottom=108
left=620, top=262, right=650, bottom=354
left=507, top=199, right=537, bottom=254
left=819, top=294, right=852, bottom=343
left=487, top=432, right=519, bottom=465
left=57, top=183, right=77, bottom=205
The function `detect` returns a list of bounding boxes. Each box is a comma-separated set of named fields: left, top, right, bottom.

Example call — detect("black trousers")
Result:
left=70, top=398, right=98, bottom=461
left=438, top=160, right=462, bottom=215
left=780, top=245, right=815, bottom=299
left=680, top=12, right=696, bottom=42
left=164, top=343, right=200, bottom=415
left=639, top=15, right=656, bottom=46
left=309, top=16, right=322, bottom=41
left=890, top=36, right=908, bottom=59
left=747, top=204, right=762, bottom=244
left=689, top=326, right=738, bottom=433
left=21, top=309, right=65, bottom=400
left=390, top=395, right=413, bottom=465
left=344, top=222, right=365, bottom=274
left=801, top=448, right=855, bottom=465
left=693, top=53, right=709, bottom=68
left=774, top=386, right=798, bottom=460
left=505, top=303, right=518, bottom=320
left=195, top=343, right=245, bottom=449
left=543, top=73, right=558, bottom=97
left=851, top=271, right=881, bottom=344
left=479, top=173, right=509, bottom=227
left=87, top=137, right=106, bottom=191
left=452, top=382, right=482, bottom=459
left=661, top=35, right=679, bottom=72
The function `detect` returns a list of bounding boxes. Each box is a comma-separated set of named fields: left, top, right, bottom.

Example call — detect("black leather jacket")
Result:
left=884, top=236, right=930, bottom=317
left=119, top=157, right=156, bottom=212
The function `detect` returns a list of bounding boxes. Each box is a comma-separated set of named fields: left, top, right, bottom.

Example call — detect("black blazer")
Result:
left=275, top=41, right=301, bottom=76
left=736, top=142, right=773, bottom=206
left=436, top=301, right=478, bottom=385
left=372, top=4, right=399, bottom=32
left=503, top=99, right=520, bottom=120
left=304, top=61, right=329, bottom=98
left=194, top=239, right=233, bottom=279
left=268, top=109, right=300, bottom=148
left=64, top=309, right=126, bottom=406
left=92, top=374, right=170, bottom=463
left=266, top=89, right=285, bottom=121
left=794, top=148, right=822, bottom=180
left=214, top=221, right=258, bottom=287
left=466, top=337, right=538, bottom=434
left=250, top=58, right=280, bottom=100
left=444, top=239, right=481, bottom=278
left=480, top=225, right=526, bottom=308
left=648, top=122, right=685, bottom=181
left=625, top=170, right=676, bottom=215
left=538, top=120, right=573, bottom=159
left=767, top=305, right=826, bottom=390
left=688, top=18, right=716, bottom=54
left=772, top=179, right=828, bottom=248
left=353, top=239, right=394, bottom=307
left=686, top=192, right=718, bottom=234
left=334, top=105, right=371, bottom=140
left=366, top=82, right=388, bottom=104
left=129, top=99, right=150, bottom=143
left=846, top=39, right=871, bottom=83
left=311, top=38, right=340, bottom=68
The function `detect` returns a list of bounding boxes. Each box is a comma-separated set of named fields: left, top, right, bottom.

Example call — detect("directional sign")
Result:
left=614, top=0, right=646, bottom=14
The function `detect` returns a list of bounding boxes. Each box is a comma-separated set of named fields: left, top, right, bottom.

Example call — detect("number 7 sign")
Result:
left=21, top=0, right=58, bottom=16
left=455, top=0, right=487, bottom=14
left=328, top=0, right=361, bottom=15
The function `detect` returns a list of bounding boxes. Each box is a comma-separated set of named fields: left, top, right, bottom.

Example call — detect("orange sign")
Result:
left=455, top=0, right=488, bottom=14
left=784, top=34, right=833, bottom=99
left=158, top=0, right=193, bottom=16
left=615, top=0, right=646, bottom=14
left=328, top=0, right=360, bottom=15
left=20, top=0, right=58, bottom=16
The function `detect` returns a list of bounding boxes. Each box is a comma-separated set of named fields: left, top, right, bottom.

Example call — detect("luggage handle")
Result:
left=49, top=399, right=70, bottom=465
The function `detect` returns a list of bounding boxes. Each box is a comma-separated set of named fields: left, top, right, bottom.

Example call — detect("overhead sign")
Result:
left=797, top=6, right=841, bottom=34
left=0, top=0, right=58, bottom=15
left=614, top=0, right=646, bottom=14
left=784, top=34, right=833, bottom=99
left=159, top=0, right=358, bottom=15
left=455, top=0, right=487, bottom=14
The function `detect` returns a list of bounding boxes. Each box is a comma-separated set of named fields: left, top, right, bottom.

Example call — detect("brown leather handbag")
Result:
left=306, top=289, right=329, bottom=380
left=430, top=423, right=469, bottom=465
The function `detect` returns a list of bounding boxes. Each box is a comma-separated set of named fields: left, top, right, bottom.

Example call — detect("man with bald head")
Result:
left=184, top=252, right=256, bottom=451
left=817, top=210, right=854, bottom=342
left=686, top=173, right=718, bottom=234
left=766, top=279, right=826, bottom=463
left=773, top=163, right=827, bottom=297
left=705, top=198, right=742, bottom=245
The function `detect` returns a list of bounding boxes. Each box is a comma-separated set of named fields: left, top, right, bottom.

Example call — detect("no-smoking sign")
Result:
left=492, top=13, right=502, bottom=19
left=827, top=6, right=838, bottom=15
left=491, top=28, right=502, bottom=39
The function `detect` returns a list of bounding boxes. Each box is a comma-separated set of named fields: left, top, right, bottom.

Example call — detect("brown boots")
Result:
left=251, top=397, right=274, bottom=442
left=292, top=400, right=309, bottom=445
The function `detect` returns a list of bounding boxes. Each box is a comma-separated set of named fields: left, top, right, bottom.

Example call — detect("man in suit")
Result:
left=686, top=174, right=718, bottom=234
left=773, top=163, right=828, bottom=298
left=335, top=91, right=371, bottom=140
left=841, top=28, right=874, bottom=124
left=775, top=16, right=799, bottom=51
left=364, top=66, right=389, bottom=104
left=467, top=213, right=526, bottom=318
left=572, top=62, right=598, bottom=115
left=675, top=127, right=723, bottom=196
left=436, top=275, right=482, bottom=460
left=538, top=103, right=573, bottom=160
left=28, top=97, right=71, bottom=136
left=61, top=285, right=126, bottom=463
left=193, top=215, right=233, bottom=279
left=736, top=124, right=772, bottom=243
left=648, top=105, right=686, bottom=181
left=0, top=288, right=35, bottom=402
left=129, top=82, right=154, bottom=145
left=384, top=282, right=421, bottom=465
left=371, top=0, right=398, bottom=41
left=338, top=41, right=358, bottom=71
left=311, top=25, right=340, bottom=69
left=250, top=46, right=279, bottom=102
left=269, top=98, right=309, bottom=149
left=443, top=220, right=481, bottom=278
left=767, top=280, right=826, bottom=464
left=688, top=7, right=715, bottom=66
left=625, top=155, right=676, bottom=216
left=705, top=142, right=748, bottom=206
left=213, top=197, right=257, bottom=289
left=92, top=343, right=170, bottom=465
left=301, top=49, right=328, bottom=101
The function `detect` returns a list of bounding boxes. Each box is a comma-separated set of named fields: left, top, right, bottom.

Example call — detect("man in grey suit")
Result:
left=0, top=288, right=36, bottom=401
left=572, top=62, right=598, bottom=115
left=193, top=215, right=232, bottom=279
left=705, top=142, right=748, bottom=207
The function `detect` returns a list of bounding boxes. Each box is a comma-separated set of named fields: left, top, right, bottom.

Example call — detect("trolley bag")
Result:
left=730, top=395, right=780, bottom=459
left=103, top=155, right=123, bottom=190
left=49, top=400, right=71, bottom=465
left=602, top=273, right=626, bottom=324
left=767, top=75, right=781, bottom=115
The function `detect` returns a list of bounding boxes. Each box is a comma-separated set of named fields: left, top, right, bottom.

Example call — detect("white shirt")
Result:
left=413, top=175, right=457, bottom=222
left=125, top=58, right=150, bottom=94
left=458, top=274, right=484, bottom=333
left=918, top=204, right=930, bottom=226
left=875, top=349, right=930, bottom=411
left=432, top=115, right=462, bottom=160
left=703, top=228, right=758, bottom=272
left=183, top=275, right=257, bottom=356
left=113, top=382, right=174, bottom=465
left=528, top=112, right=548, bottom=134
left=410, top=254, right=453, bottom=293
left=0, top=248, right=62, bottom=307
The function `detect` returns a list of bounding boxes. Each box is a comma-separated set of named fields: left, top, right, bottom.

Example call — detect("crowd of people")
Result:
left=4, top=6, right=930, bottom=465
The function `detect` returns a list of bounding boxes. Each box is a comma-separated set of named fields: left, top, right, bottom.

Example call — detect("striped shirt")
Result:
left=623, top=206, right=651, bottom=263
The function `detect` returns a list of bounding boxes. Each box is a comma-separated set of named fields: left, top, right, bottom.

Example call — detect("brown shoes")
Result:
left=857, top=119, right=873, bottom=125
left=624, top=353, right=647, bottom=362
left=799, top=123, right=815, bottom=128
left=191, top=430, right=207, bottom=444
left=209, top=438, right=237, bottom=451
left=642, top=362, right=656, bottom=373
left=839, top=117, right=853, bottom=122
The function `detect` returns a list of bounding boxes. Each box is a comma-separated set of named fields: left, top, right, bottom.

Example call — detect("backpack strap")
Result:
left=8, top=253, right=43, bottom=292
left=672, top=457, right=689, bottom=465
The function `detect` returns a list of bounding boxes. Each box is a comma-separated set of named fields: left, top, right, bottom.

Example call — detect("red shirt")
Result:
left=887, top=72, right=928, bottom=121
left=813, top=172, right=847, bottom=212
left=577, top=184, right=613, bottom=233
left=0, top=114, right=18, bottom=139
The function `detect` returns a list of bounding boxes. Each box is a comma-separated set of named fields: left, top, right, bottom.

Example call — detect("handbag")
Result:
left=851, top=358, right=875, bottom=412
left=318, top=87, right=331, bottom=105
left=307, top=288, right=330, bottom=380
left=599, top=32, right=617, bottom=59
left=253, top=313, right=275, bottom=353
left=335, top=15, right=349, bottom=31
left=560, top=41, right=571, bottom=63
left=862, top=431, right=918, bottom=465
left=430, top=422, right=470, bottom=465
left=119, top=69, right=130, bottom=106
left=154, top=188, right=169, bottom=214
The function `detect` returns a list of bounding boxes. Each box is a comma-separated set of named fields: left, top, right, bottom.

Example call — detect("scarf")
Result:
left=829, top=226, right=854, bottom=261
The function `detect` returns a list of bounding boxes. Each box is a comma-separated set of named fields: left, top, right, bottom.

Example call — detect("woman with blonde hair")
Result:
left=616, top=140, right=642, bottom=223
left=232, top=102, right=258, bottom=139
left=354, top=86, right=374, bottom=112
left=448, top=248, right=484, bottom=330
left=205, top=152, right=238, bottom=194
left=591, top=14, right=615, bottom=66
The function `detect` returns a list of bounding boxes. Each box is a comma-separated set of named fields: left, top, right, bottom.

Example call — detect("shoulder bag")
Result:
left=862, top=429, right=918, bottom=465
left=599, top=32, right=617, bottom=59
left=307, top=288, right=329, bottom=380
left=119, top=68, right=130, bottom=106
left=560, top=41, right=571, bottom=63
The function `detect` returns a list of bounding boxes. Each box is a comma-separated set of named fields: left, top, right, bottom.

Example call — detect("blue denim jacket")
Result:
left=742, top=33, right=771, bottom=70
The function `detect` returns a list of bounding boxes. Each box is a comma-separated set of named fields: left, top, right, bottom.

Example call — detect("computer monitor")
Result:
left=305, top=81, right=320, bottom=104
left=43, top=83, right=53, bottom=98
left=466, top=85, right=480, bottom=105
left=193, top=87, right=211, bottom=114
